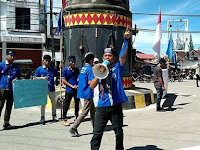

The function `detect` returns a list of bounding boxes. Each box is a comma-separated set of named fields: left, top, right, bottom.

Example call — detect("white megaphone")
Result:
left=93, top=60, right=110, bottom=79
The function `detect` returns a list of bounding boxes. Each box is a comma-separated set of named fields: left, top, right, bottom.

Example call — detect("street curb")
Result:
left=123, top=88, right=155, bottom=109
left=46, top=87, right=155, bottom=110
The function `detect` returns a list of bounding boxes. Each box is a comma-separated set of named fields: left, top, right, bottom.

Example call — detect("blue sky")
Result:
left=130, top=0, right=200, bottom=55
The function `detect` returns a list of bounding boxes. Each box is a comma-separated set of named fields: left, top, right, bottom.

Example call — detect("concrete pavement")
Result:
left=0, top=80, right=200, bottom=150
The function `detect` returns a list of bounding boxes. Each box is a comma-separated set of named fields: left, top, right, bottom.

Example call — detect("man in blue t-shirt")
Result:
left=61, top=56, right=79, bottom=126
left=34, top=55, right=58, bottom=124
left=90, top=26, right=131, bottom=150
left=0, top=50, right=21, bottom=130
left=69, top=52, right=98, bottom=137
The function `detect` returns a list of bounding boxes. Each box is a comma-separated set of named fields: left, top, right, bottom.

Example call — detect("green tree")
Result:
left=189, top=34, right=194, bottom=51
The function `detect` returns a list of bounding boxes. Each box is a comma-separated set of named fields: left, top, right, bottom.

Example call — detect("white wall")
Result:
left=5, top=0, right=40, bottom=32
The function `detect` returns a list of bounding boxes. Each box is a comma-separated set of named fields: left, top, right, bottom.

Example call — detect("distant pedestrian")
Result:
left=196, top=74, right=199, bottom=87
left=69, top=52, right=98, bottom=137
left=61, top=56, right=79, bottom=126
left=0, top=50, right=21, bottom=130
left=153, top=58, right=166, bottom=111
left=90, top=26, right=131, bottom=150
left=34, top=55, right=59, bottom=124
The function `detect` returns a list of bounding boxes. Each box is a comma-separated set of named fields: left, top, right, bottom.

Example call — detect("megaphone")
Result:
left=93, top=60, right=110, bottom=79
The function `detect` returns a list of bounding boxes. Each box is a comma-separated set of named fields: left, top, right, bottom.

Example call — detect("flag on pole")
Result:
left=166, top=32, right=173, bottom=58
left=62, top=0, right=66, bottom=8
left=152, top=8, right=162, bottom=57
left=56, top=11, right=65, bottom=35
left=166, top=32, right=177, bottom=66
left=56, top=0, right=66, bottom=35
left=45, top=0, right=48, bottom=12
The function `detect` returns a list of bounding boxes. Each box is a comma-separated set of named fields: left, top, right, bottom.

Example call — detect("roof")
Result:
left=196, top=50, right=200, bottom=55
left=136, top=53, right=156, bottom=60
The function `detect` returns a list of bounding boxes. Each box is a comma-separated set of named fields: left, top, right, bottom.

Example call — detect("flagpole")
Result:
left=59, top=6, right=63, bottom=120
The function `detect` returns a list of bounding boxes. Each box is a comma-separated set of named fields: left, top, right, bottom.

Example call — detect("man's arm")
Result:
left=62, top=78, right=77, bottom=89
left=89, top=77, right=99, bottom=89
left=158, top=72, right=165, bottom=91
left=119, top=26, right=132, bottom=65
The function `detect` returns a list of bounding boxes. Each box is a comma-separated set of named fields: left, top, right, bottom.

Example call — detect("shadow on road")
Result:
left=127, top=145, right=163, bottom=150
left=104, top=124, right=128, bottom=132
left=0, top=120, right=59, bottom=131
left=161, top=93, right=191, bottom=111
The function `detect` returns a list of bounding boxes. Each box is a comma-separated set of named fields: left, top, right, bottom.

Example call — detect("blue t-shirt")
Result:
left=77, top=63, right=95, bottom=99
left=0, top=61, right=21, bottom=91
left=34, top=66, right=58, bottom=92
left=97, top=61, right=128, bottom=107
left=62, top=66, right=79, bottom=93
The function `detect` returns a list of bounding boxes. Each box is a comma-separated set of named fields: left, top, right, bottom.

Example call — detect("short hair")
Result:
left=6, top=50, right=16, bottom=56
left=159, top=58, right=166, bottom=64
left=68, top=56, right=76, bottom=61
left=84, top=52, right=94, bottom=63
left=43, top=55, right=51, bottom=61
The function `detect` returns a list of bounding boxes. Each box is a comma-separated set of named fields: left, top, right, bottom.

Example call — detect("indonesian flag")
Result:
left=152, top=8, right=162, bottom=57
left=62, top=0, right=66, bottom=8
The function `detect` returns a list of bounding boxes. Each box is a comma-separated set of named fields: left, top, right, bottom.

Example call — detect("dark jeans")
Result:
left=156, top=86, right=163, bottom=109
left=91, top=104, right=124, bottom=150
left=63, top=92, right=80, bottom=120
left=0, top=89, right=14, bottom=124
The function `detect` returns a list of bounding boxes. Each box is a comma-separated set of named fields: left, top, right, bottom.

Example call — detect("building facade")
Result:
left=0, top=0, right=45, bottom=69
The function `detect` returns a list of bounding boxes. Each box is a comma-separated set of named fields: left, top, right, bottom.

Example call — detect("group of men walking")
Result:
left=0, top=26, right=131, bottom=150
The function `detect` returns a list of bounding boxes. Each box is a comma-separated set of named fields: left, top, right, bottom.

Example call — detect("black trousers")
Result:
left=63, top=92, right=80, bottom=120
left=0, top=89, right=14, bottom=124
left=91, top=104, right=124, bottom=150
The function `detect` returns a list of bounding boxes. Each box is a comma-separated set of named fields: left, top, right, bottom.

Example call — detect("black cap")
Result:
left=104, top=48, right=117, bottom=56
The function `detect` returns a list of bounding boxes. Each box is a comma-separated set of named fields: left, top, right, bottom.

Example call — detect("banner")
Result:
left=13, top=79, right=48, bottom=109
left=162, top=69, right=168, bottom=98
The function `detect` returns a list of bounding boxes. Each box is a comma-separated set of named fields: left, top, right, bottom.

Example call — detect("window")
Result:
left=16, top=8, right=30, bottom=30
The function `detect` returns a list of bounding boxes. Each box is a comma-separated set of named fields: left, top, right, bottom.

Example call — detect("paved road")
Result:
left=0, top=80, right=200, bottom=150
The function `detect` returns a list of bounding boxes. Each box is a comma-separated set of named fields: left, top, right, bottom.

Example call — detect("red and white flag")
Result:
left=152, top=8, right=162, bottom=57
left=62, top=0, right=66, bottom=8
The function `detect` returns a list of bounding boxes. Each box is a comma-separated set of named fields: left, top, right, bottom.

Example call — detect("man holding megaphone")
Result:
left=91, top=26, right=131, bottom=150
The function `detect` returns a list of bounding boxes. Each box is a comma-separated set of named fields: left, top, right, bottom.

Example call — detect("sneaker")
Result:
left=39, top=117, right=45, bottom=125
left=52, top=115, right=59, bottom=122
left=3, top=123, right=13, bottom=130
left=69, top=128, right=80, bottom=137
left=62, top=120, right=70, bottom=126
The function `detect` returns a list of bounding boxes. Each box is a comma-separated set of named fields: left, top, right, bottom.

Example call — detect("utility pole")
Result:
left=44, top=0, right=47, bottom=50
left=50, top=0, right=55, bottom=61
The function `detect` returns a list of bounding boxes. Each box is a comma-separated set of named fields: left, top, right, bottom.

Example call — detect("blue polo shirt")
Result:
left=0, top=61, right=21, bottom=91
left=77, top=63, right=95, bottom=99
left=97, top=61, right=128, bottom=107
left=34, top=66, right=58, bottom=92
left=62, top=66, right=79, bottom=93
